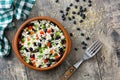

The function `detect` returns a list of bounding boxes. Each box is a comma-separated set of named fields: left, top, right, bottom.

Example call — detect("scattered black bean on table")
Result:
left=86, top=37, right=90, bottom=40
left=82, top=46, right=87, bottom=49
left=60, top=10, right=64, bottom=13
left=73, top=20, right=77, bottom=24
left=76, top=28, right=80, bottom=31
left=74, top=48, right=78, bottom=51
left=81, top=33, right=85, bottom=36
left=68, top=17, right=72, bottom=21
left=70, top=3, right=73, bottom=6
left=72, top=16, right=75, bottom=19
left=59, top=0, right=92, bottom=50
left=70, top=33, right=73, bottom=37
left=75, top=0, right=79, bottom=2
left=79, top=20, right=83, bottom=23
left=55, top=0, right=59, bottom=3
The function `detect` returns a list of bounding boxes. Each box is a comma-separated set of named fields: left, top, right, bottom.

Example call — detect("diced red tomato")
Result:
left=36, top=34, right=38, bottom=37
left=47, top=29, right=51, bottom=33
left=40, top=30, right=44, bottom=34
left=30, top=57, right=35, bottom=61
left=43, top=59, right=48, bottom=63
left=28, top=26, right=33, bottom=30
left=46, top=42, right=51, bottom=47
left=36, top=34, right=39, bottom=40
left=27, top=37, right=31, bottom=41
left=55, top=55, right=60, bottom=60
left=30, top=31, right=34, bottom=35
left=50, top=49, right=54, bottom=54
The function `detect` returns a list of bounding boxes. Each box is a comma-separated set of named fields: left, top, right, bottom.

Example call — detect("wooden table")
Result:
left=1, top=0, right=120, bottom=80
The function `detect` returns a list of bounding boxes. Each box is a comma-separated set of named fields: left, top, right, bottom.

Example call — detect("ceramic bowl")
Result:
left=12, top=16, right=71, bottom=70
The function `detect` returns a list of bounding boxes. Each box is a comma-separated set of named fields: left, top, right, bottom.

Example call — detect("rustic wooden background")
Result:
left=0, top=0, right=120, bottom=80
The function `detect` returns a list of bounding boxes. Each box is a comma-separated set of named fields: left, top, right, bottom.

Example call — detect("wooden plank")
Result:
left=1, top=0, right=120, bottom=80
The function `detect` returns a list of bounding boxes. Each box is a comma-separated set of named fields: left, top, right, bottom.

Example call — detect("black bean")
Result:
left=47, top=63, right=51, bottom=67
left=79, top=12, right=83, bottom=16
left=83, top=0, right=86, bottom=2
left=72, top=16, right=75, bottom=19
left=66, top=7, right=70, bottom=11
left=82, top=46, right=87, bottom=49
left=62, top=14, right=65, bottom=18
left=70, top=3, right=73, bottom=6
left=77, top=12, right=80, bottom=15
left=79, top=20, right=83, bottom=23
left=79, top=6, right=83, bottom=10
left=33, top=49, right=39, bottom=52
left=61, top=39, right=66, bottom=44
left=33, top=28, right=37, bottom=32
left=51, top=34, right=54, bottom=37
left=29, top=47, right=33, bottom=52
left=60, top=10, right=64, bottom=13
left=20, top=35, right=24, bottom=38
left=84, top=43, right=88, bottom=46
left=75, top=5, right=78, bottom=9
left=56, top=43, right=58, bottom=45
left=26, top=23, right=34, bottom=27
left=50, top=59, right=56, bottom=62
left=83, top=8, right=87, bottom=12
left=59, top=52, right=63, bottom=56
left=73, top=21, right=76, bottom=24
left=62, top=17, right=66, bottom=21
left=29, top=61, right=33, bottom=65
left=76, top=28, right=80, bottom=30
left=38, top=43, right=41, bottom=47
left=75, top=0, right=79, bottom=2
left=70, top=33, right=73, bottom=37
left=39, top=27, right=41, bottom=30
left=48, top=40, right=51, bottom=42
left=30, top=54, right=35, bottom=58
left=55, top=0, right=59, bottom=3
left=80, top=9, right=83, bottom=12
left=74, top=48, right=78, bottom=51
left=49, top=44, right=52, bottom=48
left=88, top=0, right=92, bottom=3
left=88, top=3, right=92, bottom=7
left=25, top=48, right=29, bottom=52
left=81, top=41, right=87, bottom=46
left=27, top=31, right=30, bottom=35
left=72, top=11, right=76, bottom=14
left=39, top=39, right=42, bottom=42
left=82, top=14, right=86, bottom=19
left=86, top=37, right=90, bottom=40
left=51, top=29, right=54, bottom=32
left=38, top=20, right=41, bottom=24
left=81, top=33, right=84, bottom=36
left=59, top=48, right=63, bottom=52
left=68, top=17, right=72, bottom=21
left=44, top=29, right=47, bottom=33
left=66, top=12, right=68, bottom=16
left=55, top=36, right=61, bottom=40
left=18, top=44, right=22, bottom=49
left=38, top=65, right=42, bottom=68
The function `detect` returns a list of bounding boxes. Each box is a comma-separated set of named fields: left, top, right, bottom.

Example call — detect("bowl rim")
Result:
left=12, top=16, right=71, bottom=70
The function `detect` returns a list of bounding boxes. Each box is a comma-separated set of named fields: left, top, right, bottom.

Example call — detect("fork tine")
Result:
left=90, top=44, right=102, bottom=55
left=88, top=41, right=102, bottom=53
left=86, top=40, right=100, bottom=52
left=90, top=42, right=102, bottom=55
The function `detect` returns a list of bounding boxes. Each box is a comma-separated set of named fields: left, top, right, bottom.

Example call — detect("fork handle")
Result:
left=59, top=66, right=76, bottom=80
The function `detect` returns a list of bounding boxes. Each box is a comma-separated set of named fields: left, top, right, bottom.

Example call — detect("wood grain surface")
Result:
left=0, top=0, right=120, bottom=80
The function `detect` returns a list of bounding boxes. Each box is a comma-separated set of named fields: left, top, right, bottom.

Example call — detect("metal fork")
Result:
left=59, top=40, right=103, bottom=80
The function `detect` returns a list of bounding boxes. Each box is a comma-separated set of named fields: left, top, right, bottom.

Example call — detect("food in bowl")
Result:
left=18, top=20, right=66, bottom=68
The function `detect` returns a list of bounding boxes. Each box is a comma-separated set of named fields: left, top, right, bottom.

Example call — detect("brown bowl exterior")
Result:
left=12, top=16, right=71, bottom=71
